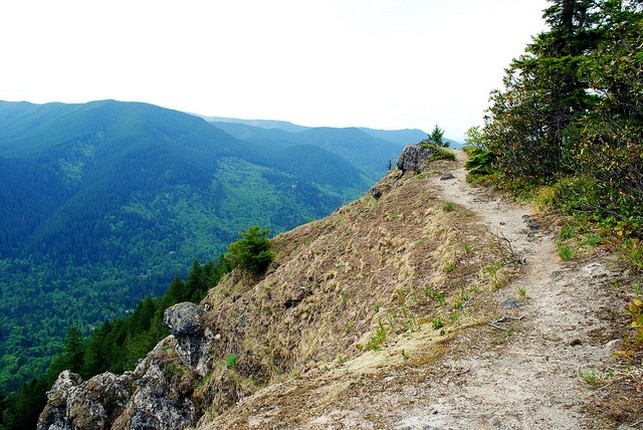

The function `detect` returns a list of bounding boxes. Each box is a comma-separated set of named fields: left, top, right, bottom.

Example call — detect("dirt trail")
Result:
left=388, top=150, right=625, bottom=429
left=305, top=152, right=626, bottom=429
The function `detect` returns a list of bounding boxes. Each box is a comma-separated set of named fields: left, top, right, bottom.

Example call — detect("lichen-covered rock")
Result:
left=163, top=302, right=214, bottom=376
left=163, top=302, right=204, bottom=336
left=113, top=349, right=196, bottom=430
left=37, top=371, right=134, bottom=430
left=397, top=143, right=434, bottom=173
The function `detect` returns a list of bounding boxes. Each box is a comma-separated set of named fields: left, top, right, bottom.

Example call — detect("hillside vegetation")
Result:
left=466, top=0, right=641, bottom=242
left=0, top=100, right=411, bottom=391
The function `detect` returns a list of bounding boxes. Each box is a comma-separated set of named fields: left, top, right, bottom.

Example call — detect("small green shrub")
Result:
left=441, top=201, right=455, bottom=212
left=364, top=320, right=388, bottom=351
left=464, top=147, right=496, bottom=178
left=225, top=225, right=274, bottom=277
left=432, top=146, right=456, bottom=160
left=557, top=242, right=576, bottom=261
left=626, top=297, right=643, bottom=350
left=431, top=315, right=444, bottom=330
left=578, top=367, right=599, bottom=386
left=622, top=239, right=643, bottom=272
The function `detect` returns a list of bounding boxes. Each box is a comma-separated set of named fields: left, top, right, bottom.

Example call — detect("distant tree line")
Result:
left=0, top=257, right=231, bottom=430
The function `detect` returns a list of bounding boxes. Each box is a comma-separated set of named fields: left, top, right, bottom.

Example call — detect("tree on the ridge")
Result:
left=225, top=226, right=274, bottom=277
left=428, top=125, right=449, bottom=148
left=478, top=0, right=641, bottom=232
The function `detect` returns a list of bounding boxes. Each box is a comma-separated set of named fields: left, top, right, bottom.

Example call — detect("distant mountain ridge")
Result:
left=202, top=115, right=460, bottom=148
left=0, top=99, right=413, bottom=390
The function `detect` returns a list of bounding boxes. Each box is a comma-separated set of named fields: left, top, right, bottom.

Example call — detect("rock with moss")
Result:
left=163, top=302, right=214, bottom=377
left=397, top=143, right=435, bottom=173
left=37, top=370, right=134, bottom=430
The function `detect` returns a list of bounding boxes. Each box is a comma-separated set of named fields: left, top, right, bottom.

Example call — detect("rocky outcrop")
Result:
left=38, top=303, right=209, bottom=430
left=397, top=142, right=434, bottom=173
left=112, top=339, right=197, bottom=430
left=37, top=370, right=134, bottom=430
left=163, top=302, right=214, bottom=377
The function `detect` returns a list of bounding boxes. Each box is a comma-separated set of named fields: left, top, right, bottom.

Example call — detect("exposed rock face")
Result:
left=112, top=341, right=196, bottom=430
left=163, top=302, right=214, bottom=377
left=37, top=370, right=134, bottom=430
left=38, top=304, right=209, bottom=430
left=397, top=143, right=434, bottom=173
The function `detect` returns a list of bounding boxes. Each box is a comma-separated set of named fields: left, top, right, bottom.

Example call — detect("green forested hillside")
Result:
left=209, top=121, right=422, bottom=180
left=0, top=100, right=396, bottom=391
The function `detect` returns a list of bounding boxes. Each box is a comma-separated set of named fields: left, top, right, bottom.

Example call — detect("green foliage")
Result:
left=557, top=241, right=576, bottom=261
left=427, top=125, right=449, bottom=148
left=622, top=239, right=643, bottom=272
left=225, top=353, right=239, bottom=370
left=625, top=296, right=643, bottom=350
left=441, top=201, right=456, bottom=213
left=431, top=146, right=456, bottom=161
left=463, top=126, right=486, bottom=151
left=431, top=315, right=444, bottom=330
left=464, top=147, right=497, bottom=179
left=0, top=255, right=231, bottom=430
left=225, top=226, right=274, bottom=277
left=471, top=1, right=642, bottom=239
left=364, top=320, right=388, bottom=351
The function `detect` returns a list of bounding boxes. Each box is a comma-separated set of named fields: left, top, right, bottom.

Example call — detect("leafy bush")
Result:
left=225, top=226, right=274, bottom=277
left=625, top=296, right=643, bottom=351
left=464, top=147, right=496, bottom=178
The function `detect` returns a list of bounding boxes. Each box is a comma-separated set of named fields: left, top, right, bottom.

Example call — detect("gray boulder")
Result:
left=397, top=143, right=434, bottom=173
left=163, top=302, right=214, bottom=376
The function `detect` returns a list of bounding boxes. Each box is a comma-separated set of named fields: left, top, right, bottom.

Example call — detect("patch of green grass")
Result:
left=557, top=242, right=576, bottom=261
left=578, top=367, right=599, bottom=386
left=485, top=262, right=505, bottom=290
left=225, top=353, right=239, bottom=370
left=444, top=261, right=456, bottom=273
left=453, top=288, right=470, bottom=310
left=518, top=287, right=526, bottom=300
left=364, top=320, right=388, bottom=351
left=449, top=311, right=461, bottom=325
left=432, top=315, right=444, bottom=330
left=400, top=349, right=410, bottom=361
left=441, top=201, right=456, bottom=212
left=622, top=239, right=643, bottom=272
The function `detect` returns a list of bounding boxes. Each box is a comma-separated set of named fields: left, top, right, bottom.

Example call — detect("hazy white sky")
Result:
left=0, top=0, right=548, bottom=140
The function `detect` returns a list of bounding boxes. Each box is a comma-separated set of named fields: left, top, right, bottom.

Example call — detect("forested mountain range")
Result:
left=0, top=99, right=421, bottom=390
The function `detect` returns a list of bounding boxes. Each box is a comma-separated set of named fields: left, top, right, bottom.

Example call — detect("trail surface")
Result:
left=394, top=150, right=626, bottom=429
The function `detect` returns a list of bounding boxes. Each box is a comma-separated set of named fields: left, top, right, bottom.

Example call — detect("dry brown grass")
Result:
left=193, top=161, right=517, bottom=422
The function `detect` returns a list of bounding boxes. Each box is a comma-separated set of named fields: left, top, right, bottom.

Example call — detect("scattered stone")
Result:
left=569, top=338, right=582, bottom=346
left=501, top=297, right=524, bottom=309
left=440, top=173, right=455, bottom=180
left=604, top=339, right=622, bottom=352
